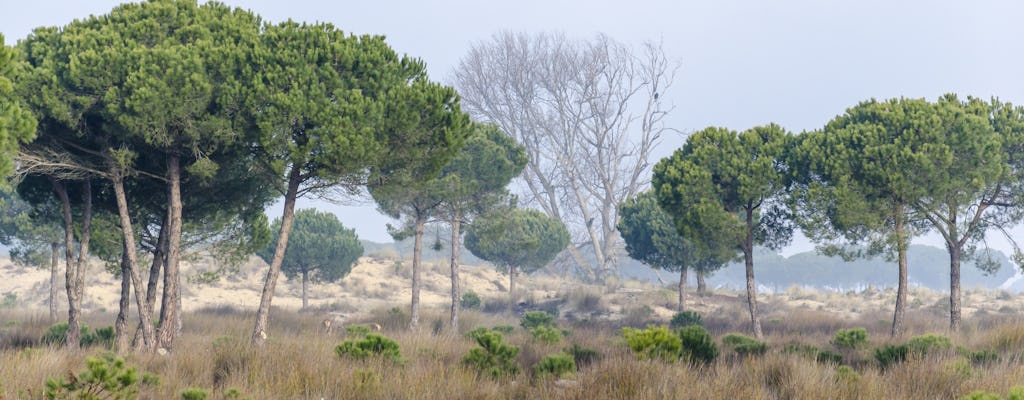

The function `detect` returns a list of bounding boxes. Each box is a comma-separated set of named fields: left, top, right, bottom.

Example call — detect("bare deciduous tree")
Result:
left=453, top=32, right=678, bottom=282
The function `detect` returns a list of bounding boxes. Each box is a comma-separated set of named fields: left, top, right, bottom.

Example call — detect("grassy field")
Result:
left=2, top=286, right=1024, bottom=400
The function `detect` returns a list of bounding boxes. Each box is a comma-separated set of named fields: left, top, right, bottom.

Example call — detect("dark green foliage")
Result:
left=874, top=344, right=909, bottom=369
left=529, top=326, right=563, bottom=344
left=464, top=208, right=571, bottom=277
left=345, top=325, right=372, bottom=337
left=460, top=291, right=482, bottom=310
left=520, top=311, right=556, bottom=330
left=180, top=388, right=208, bottom=400
left=906, top=334, right=952, bottom=355
left=957, top=346, right=999, bottom=365
left=783, top=343, right=843, bottom=365
left=334, top=334, right=403, bottom=364
left=41, top=323, right=114, bottom=348
left=44, top=354, right=141, bottom=400
left=623, top=326, right=682, bottom=361
left=669, top=311, right=703, bottom=329
left=961, top=386, right=1024, bottom=400
left=831, top=328, right=868, bottom=349
left=492, top=325, right=515, bottom=334
left=816, top=349, right=844, bottom=365
left=258, top=209, right=363, bottom=286
left=463, top=331, right=520, bottom=379
left=533, top=353, right=576, bottom=379
left=0, top=33, right=37, bottom=177
left=722, top=333, right=768, bottom=356
left=564, top=344, right=602, bottom=368
left=676, top=325, right=719, bottom=365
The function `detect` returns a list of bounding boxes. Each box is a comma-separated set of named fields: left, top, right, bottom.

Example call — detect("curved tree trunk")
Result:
left=891, top=202, right=909, bottom=338
left=409, top=217, right=425, bottom=330
left=678, top=267, right=687, bottom=312
left=301, top=269, right=309, bottom=310
left=114, top=243, right=132, bottom=352
left=696, top=270, right=707, bottom=296
left=158, top=155, right=183, bottom=349
left=113, top=172, right=157, bottom=350
left=744, top=207, right=763, bottom=339
left=449, top=216, right=461, bottom=332
left=49, top=242, right=59, bottom=322
left=136, top=220, right=167, bottom=349
left=251, top=164, right=302, bottom=346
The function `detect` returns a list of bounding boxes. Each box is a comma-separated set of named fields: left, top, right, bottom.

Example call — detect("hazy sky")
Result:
left=3, top=0, right=1024, bottom=254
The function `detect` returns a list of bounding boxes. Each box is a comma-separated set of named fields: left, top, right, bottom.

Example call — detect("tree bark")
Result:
left=158, top=155, right=183, bottom=349
left=50, top=178, right=80, bottom=350
left=744, top=207, right=763, bottom=339
left=508, top=265, right=517, bottom=312
left=891, top=202, right=908, bottom=338
left=696, top=270, right=707, bottom=296
left=135, top=220, right=167, bottom=349
left=112, top=172, right=158, bottom=350
left=678, top=267, right=687, bottom=312
left=301, top=269, right=309, bottom=310
left=49, top=242, right=59, bottom=323
left=114, top=242, right=131, bottom=352
left=949, top=244, right=961, bottom=331
left=449, top=216, right=461, bottom=332
left=74, top=181, right=92, bottom=309
left=409, top=217, right=425, bottom=330
left=251, top=164, right=302, bottom=346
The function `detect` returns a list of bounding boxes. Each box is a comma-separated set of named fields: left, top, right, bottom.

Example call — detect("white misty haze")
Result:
left=3, top=0, right=1024, bottom=257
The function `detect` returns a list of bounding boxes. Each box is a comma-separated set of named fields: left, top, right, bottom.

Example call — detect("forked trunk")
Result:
left=113, top=172, right=157, bottom=350
left=678, top=267, right=687, bottom=312
left=891, top=202, right=909, bottom=337
left=449, top=216, right=462, bottom=332
left=409, top=217, right=425, bottom=330
left=158, top=155, right=183, bottom=349
left=251, top=164, right=302, bottom=346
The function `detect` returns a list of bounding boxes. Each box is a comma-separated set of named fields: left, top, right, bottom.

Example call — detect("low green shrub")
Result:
left=345, top=325, right=372, bottom=337
left=464, top=331, right=520, bottom=379
left=874, top=343, right=909, bottom=369
left=961, top=386, right=1024, bottom=400
left=831, top=328, right=868, bottom=349
left=180, top=387, right=209, bottom=400
left=520, top=311, right=555, bottom=330
left=530, top=325, right=563, bottom=344
left=44, top=354, right=144, bottom=400
left=40, top=322, right=115, bottom=348
left=906, top=334, right=952, bottom=355
left=533, top=353, right=576, bottom=379
left=783, top=343, right=843, bottom=365
left=676, top=325, right=718, bottom=365
left=564, top=344, right=601, bottom=368
left=461, top=291, right=482, bottom=310
left=492, top=325, right=515, bottom=334
left=957, top=346, right=999, bottom=365
left=669, top=311, right=703, bottom=329
left=722, top=333, right=767, bottom=356
left=623, top=326, right=681, bottom=361
left=335, top=334, right=403, bottom=363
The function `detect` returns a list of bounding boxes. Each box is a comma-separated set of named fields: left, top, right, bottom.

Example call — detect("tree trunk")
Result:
left=158, top=155, right=183, bottom=349
left=301, top=269, right=309, bottom=310
left=251, top=164, right=302, bottom=346
left=114, top=242, right=132, bottom=352
left=49, top=242, right=59, bottom=322
left=74, top=181, right=92, bottom=308
left=136, top=220, right=167, bottom=349
left=113, top=173, right=158, bottom=350
left=508, top=265, right=517, bottom=312
left=891, top=202, right=908, bottom=338
left=449, top=216, right=461, bottom=332
left=678, top=267, right=687, bottom=312
left=949, top=244, right=962, bottom=331
left=50, top=178, right=80, bottom=350
left=744, top=207, right=763, bottom=339
left=696, top=270, right=708, bottom=296
left=409, top=217, right=425, bottom=330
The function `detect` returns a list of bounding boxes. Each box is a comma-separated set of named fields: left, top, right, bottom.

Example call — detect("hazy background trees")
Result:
left=453, top=32, right=678, bottom=284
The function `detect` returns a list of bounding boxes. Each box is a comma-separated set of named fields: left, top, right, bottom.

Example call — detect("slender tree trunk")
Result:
left=49, top=242, right=59, bottom=322
left=75, top=181, right=92, bottom=307
left=508, top=265, right=517, bottom=312
left=678, top=267, right=687, bottom=312
left=50, top=178, right=80, bottom=350
left=114, top=242, right=132, bottom=352
left=301, top=269, right=309, bottom=310
left=158, top=155, right=183, bottom=349
left=892, top=202, right=908, bottom=338
left=696, top=270, right=707, bottom=296
left=744, top=207, right=763, bottom=339
left=409, top=217, right=424, bottom=330
left=112, top=173, right=158, bottom=350
left=449, top=216, right=461, bottom=332
left=949, top=244, right=962, bottom=331
left=136, top=221, right=167, bottom=349
left=251, top=164, right=302, bottom=346
left=175, top=279, right=182, bottom=335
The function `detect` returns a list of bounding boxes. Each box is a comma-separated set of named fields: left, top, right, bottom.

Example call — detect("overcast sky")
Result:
left=4, top=0, right=1024, bottom=255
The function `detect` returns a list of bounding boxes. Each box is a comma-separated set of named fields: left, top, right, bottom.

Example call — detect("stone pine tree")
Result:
left=248, top=21, right=468, bottom=344
left=0, top=33, right=35, bottom=176
left=790, top=98, right=940, bottom=337
left=258, top=209, right=363, bottom=310
left=436, top=123, right=526, bottom=331
left=464, top=207, right=570, bottom=310
left=0, top=186, right=63, bottom=321
left=653, top=124, right=793, bottom=339
left=618, top=190, right=735, bottom=312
